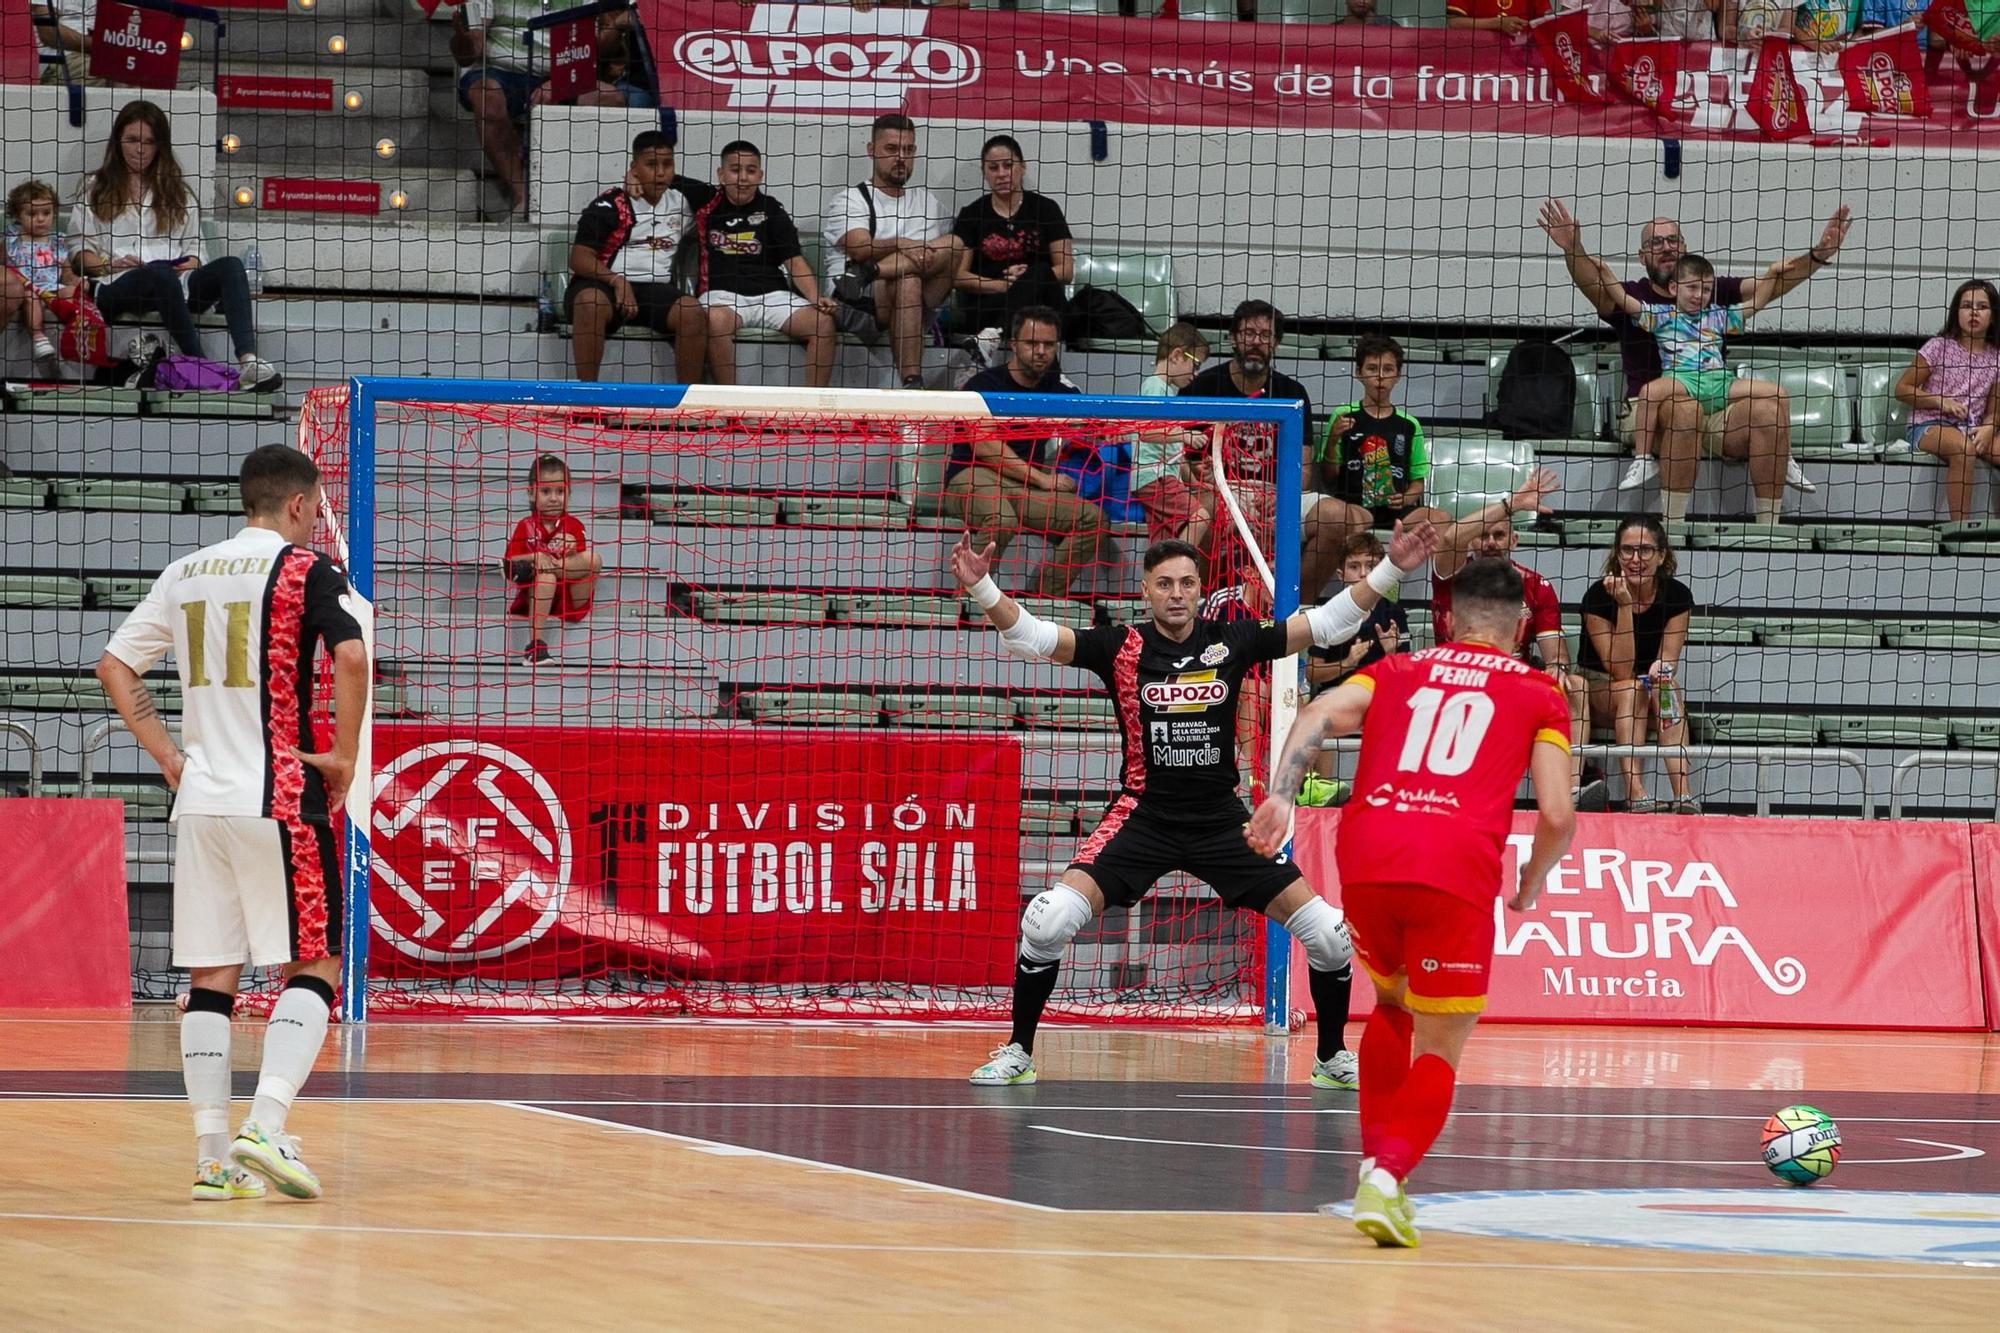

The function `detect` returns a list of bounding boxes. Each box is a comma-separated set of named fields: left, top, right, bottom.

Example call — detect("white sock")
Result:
left=180, top=1007, right=233, bottom=1165
left=31, top=335, right=56, bottom=357
left=249, top=984, right=330, bottom=1135
left=1755, top=496, right=1782, bottom=525
left=1661, top=490, right=1690, bottom=523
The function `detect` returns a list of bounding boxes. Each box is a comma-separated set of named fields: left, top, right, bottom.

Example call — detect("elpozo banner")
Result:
left=1291, top=809, right=1987, bottom=1029
left=365, top=723, right=1023, bottom=987
left=640, top=0, right=2000, bottom=147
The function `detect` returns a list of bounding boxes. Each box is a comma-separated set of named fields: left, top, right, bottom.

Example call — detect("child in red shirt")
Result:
left=503, top=454, right=601, bottom=664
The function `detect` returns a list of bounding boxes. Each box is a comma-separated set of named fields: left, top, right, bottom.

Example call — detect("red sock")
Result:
left=1357, top=1005, right=1413, bottom=1161
left=1374, top=1053, right=1458, bottom=1182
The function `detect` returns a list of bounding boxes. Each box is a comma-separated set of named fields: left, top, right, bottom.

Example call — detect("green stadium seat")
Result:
left=1854, top=362, right=1909, bottom=452
left=779, top=495, right=912, bottom=528
left=1704, top=713, right=1820, bottom=745
left=185, top=482, right=239, bottom=515
left=1950, top=718, right=2000, bottom=750
left=1941, top=520, right=2000, bottom=555
left=143, top=389, right=275, bottom=419
left=1732, top=362, right=1853, bottom=451
left=1017, top=695, right=1116, bottom=730
left=1757, top=619, right=1884, bottom=649
left=881, top=693, right=1016, bottom=729
left=0, top=674, right=177, bottom=712
left=0, top=478, right=48, bottom=508
left=827, top=593, right=962, bottom=627
left=693, top=591, right=828, bottom=624
left=1019, top=801, right=1079, bottom=835
left=740, top=690, right=880, bottom=727
left=960, top=596, right=1095, bottom=629
left=1559, top=517, right=1622, bottom=548
left=373, top=680, right=415, bottom=717
left=1883, top=624, right=2000, bottom=651
left=1808, top=522, right=1938, bottom=555
left=52, top=478, right=186, bottom=512
left=1682, top=522, right=1814, bottom=552
left=1686, top=613, right=1756, bottom=645
left=896, top=440, right=953, bottom=519
left=1822, top=715, right=1952, bottom=748
left=0, top=574, right=87, bottom=608
left=1425, top=435, right=1534, bottom=519
left=3, top=385, right=143, bottom=415
left=87, top=576, right=152, bottom=609
left=1068, top=251, right=1177, bottom=351
left=651, top=493, right=779, bottom=526
left=41, top=780, right=174, bottom=819
left=1098, top=597, right=1148, bottom=623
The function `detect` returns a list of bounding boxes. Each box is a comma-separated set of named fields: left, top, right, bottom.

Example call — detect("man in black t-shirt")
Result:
left=951, top=524, right=1442, bottom=1090
left=1182, top=299, right=1344, bottom=603
left=692, top=141, right=838, bottom=388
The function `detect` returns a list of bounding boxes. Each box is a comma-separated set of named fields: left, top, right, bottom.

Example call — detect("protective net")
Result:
left=300, top=384, right=1290, bottom=1019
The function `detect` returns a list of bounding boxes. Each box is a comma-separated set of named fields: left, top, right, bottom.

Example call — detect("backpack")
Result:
left=1054, top=437, right=1145, bottom=525
left=1063, top=286, right=1153, bottom=344
left=1490, top=339, right=1577, bottom=440
left=152, top=353, right=242, bottom=393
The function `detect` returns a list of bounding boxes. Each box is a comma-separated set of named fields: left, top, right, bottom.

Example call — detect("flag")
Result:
left=544, top=16, right=599, bottom=103
left=49, top=288, right=114, bottom=369
left=1746, top=35, right=1812, bottom=141
left=1606, top=37, right=1686, bottom=119
left=1924, top=0, right=2000, bottom=55
left=1529, top=8, right=1605, bottom=105
left=88, top=2, right=185, bottom=89
left=1838, top=23, right=1932, bottom=116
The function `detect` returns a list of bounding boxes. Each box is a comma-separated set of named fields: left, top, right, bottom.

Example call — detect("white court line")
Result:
left=1, top=1209, right=1994, bottom=1280
left=1030, top=1124, right=1987, bottom=1167
left=498, top=1102, right=1061, bottom=1213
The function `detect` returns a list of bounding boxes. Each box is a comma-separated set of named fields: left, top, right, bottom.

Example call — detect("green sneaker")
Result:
left=1351, top=1169, right=1420, bottom=1248
left=1297, top=775, right=1347, bottom=808
left=230, top=1120, right=321, bottom=1200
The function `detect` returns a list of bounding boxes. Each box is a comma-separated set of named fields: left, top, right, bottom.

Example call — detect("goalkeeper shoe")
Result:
left=191, top=1159, right=265, bottom=1201
left=231, top=1121, right=321, bottom=1200
left=969, top=1042, right=1037, bottom=1086
left=1297, top=775, right=1348, bottom=808
left=1311, top=1050, right=1359, bottom=1090
left=1351, top=1167, right=1419, bottom=1249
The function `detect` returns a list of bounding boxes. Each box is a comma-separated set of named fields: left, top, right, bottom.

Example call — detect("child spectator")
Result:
left=692, top=141, right=838, bottom=389
left=1315, top=334, right=1448, bottom=548
left=1791, top=0, right=1856, bottom=49
left=1719, top=0, right=1794, bottom=41
left=1577, top=515, right=1696, bottom=813
left=3, top=178, right=76, bottom=377
left=503, top=454, right=602, bottom=666
left=565, top=130, right=706, bottom=384
left=1591, top=253, right=1787, bottom=523
left=1897, top=279, right=2000, bottom=522
left=1131, top=322, right=1215, bottom=553
left=1300, top=532, right=1409, bottom=796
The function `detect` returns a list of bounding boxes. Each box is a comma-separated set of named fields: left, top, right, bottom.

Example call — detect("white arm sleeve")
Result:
left=998, top=606, right=1062, bottom=662
left=1304, top=588, right=1370, bottom=650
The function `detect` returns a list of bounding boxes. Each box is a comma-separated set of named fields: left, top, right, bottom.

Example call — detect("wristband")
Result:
left=1366, top=557, right=1400, bottom=597
left=969, top=574, right=1004, bottom=610
left=1808, top=250, right=1830, bottom=266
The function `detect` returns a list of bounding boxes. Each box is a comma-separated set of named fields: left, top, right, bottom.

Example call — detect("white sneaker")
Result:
left=1311, top=1049, right=1359, bottom=1089
left=191, top=1158, right=266, bottom=1201
left=968, top=1041, right=1037, bottom=1085
left=1784, top=455, right=1816, bottom=493
left=971, top=327, right=1004, bottom=368
left=237, top=354, right=283, bottom=392
left=230, top=1120, right=321, bottom=1199
left=1617, top=456, right=1659, bottom=491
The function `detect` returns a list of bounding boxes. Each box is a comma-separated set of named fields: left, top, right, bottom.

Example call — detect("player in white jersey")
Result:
left=96, top=444, right=368, bottom=1201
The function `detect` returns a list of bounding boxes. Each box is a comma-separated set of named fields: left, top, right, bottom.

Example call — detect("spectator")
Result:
left=1430, top=467, right=1602, bottom=808
left=953, top=305, right=1111, bottom=596
left=1447, top=0, right=1549, bottom=33
left=1577, top=515, right=1696, bottom=814
left=1307, top=532, right=1409, bottom=694
left=564, top=131, right=705, bottom=385
left=1896, top=279, right=2000, bottom=522
left=1314, top=333, right=1450, bottom=556
left=1335, top=0, right=1401, bottom=22
left=1792, top=0, right=1857, bottom=49
left=1132, top=321, right=1215, bottom=553
left=504, top=453, right=601, bottom=666
left=31, top=1, right=106, bottom=87
left=1538, top=198, right=1843, bottom=520
left=693, top=141, right=838, bottom=390
left=951, top=135, right=1073, bottom=357
left=453, top=0, right=548, bottom=218
left=1560, top=0, right=1642, bottom=39
left=824, top=114, right=960, bottom=390
left=594, top=9, right=658, bottom=109
left=1183, top=300, right=1346, bottom=601
left=1719, top=0, right=1795, bottom=41
left=4, top=178, right=78, bottom=378
left=71, top=101, right=279, bottom=391
left=1654, top=0, right=1719, bottom=37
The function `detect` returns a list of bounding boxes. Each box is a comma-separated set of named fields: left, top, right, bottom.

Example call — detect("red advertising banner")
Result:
left=1971, top=824, right=2000, bottom=1029
left=638, top=0, right=2000, bottom=148
left=1291, top=810, right=1986, bottom=1028
left=367, top=723, right=1022, bottom=986
left=0, top=800, right=132, bottom=1010
left=546, top=16, right=599, bottom=104
left=88, top=2, right=185, bottom=90
left=218, top=75, right=336, bottom=112
left=260, top=177, right=382, bottom=215
left=1838, top=24, right=1933, bottom=118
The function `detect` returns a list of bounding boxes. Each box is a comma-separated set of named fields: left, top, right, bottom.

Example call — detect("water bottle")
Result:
left=243, top=245, right=263, bottom=296
left=1652, top=663, right=1681, bottom=728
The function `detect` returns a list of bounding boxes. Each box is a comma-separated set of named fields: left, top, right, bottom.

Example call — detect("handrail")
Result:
left=1888, top=752, right=2000, bottom=822
left=77, top=716, right=178, bottom=797
left=1574, top=743, right=1874, bottom=820
left=0, top=721, right=45, bottom=796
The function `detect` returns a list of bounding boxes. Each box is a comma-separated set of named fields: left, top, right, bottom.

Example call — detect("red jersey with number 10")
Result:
left=1335, top=642, right=1571, bottom=906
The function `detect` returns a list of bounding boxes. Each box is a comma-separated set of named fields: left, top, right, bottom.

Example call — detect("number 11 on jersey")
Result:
left=184, top=600, right=255, bottom=688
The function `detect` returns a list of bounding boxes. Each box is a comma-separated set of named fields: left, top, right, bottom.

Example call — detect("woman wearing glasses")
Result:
left=1577, top=515, right=1697, bottom=813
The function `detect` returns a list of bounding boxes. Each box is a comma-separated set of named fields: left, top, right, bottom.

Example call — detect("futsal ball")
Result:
left=1761, top=1104, right=1842, bottom=1185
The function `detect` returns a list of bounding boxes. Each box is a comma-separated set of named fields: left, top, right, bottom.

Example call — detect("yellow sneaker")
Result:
left=1351, top=1168, right=1419, bottom=1248
left=191, top=1158, right=266, bottom=1201
left=230, top=1121, right=321, bottom=1200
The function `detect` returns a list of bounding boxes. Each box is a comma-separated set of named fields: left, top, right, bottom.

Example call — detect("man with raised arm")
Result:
left=952, top=519, right=1440, bottom=1090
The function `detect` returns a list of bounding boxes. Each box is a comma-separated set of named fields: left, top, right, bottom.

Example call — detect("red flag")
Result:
left=1606, top=37, right=1686, bottom=119
left=1156, top=0, right=1180, bottom=17
left=88, top=2, right=185, bottom=89
left=50, top=289, right=115, bottom=368
left=1529, top=9, right=1605, bottom=104
left=1838, top=23, right=1933, bottom=116
left=1746, top=35, right=1812, bottom=141
left=1924, top=0, right=2000, bottom=55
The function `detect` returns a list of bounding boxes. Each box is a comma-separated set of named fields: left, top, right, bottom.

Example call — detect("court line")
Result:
left=1029, top=1124, right=1987, bottom=1167
left=2, top=1209, right=1995, bottom=1279
left=499, top=1101, right=1063, bottom=1213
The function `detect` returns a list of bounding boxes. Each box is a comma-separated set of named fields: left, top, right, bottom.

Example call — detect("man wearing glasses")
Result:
left=1539, top=201, right=1852, bottom=522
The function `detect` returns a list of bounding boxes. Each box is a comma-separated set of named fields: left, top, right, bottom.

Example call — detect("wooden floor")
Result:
left=3, top=1014, right=1999, bottom=1329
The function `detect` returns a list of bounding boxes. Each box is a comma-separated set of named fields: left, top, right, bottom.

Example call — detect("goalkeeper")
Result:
left=951, top=519, right=1439, bottom=1089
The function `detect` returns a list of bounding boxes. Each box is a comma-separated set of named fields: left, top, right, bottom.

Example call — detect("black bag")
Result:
left=1063, top=286, right=1153, bottom=344
left=1490, top=339, right=1577, bottom=440
left=830, top=182, right=880, bottom=309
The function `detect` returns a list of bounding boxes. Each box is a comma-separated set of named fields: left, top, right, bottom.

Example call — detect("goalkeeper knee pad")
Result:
left=1289, top=896, right=1353, bottom=973
left=1020, top=883, right=1094, bottom=964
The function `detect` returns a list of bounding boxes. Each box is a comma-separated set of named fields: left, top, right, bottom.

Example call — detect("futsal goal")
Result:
left=302, top=378, right=1309, bottom=1026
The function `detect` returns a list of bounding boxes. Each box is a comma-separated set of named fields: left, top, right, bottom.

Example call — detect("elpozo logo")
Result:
left=1140, top=673, right=1227, bottom=711
left=673, top=3, right=982, bottom=111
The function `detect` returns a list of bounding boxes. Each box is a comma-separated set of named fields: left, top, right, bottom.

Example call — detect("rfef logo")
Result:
left=672, top=3, right=981, bottom=111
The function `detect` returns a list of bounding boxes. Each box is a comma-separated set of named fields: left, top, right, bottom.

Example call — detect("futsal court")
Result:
left=3, top=1015, right=1996, bottom=1328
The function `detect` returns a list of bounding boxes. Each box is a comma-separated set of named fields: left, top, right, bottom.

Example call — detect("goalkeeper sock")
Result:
left=1009, top=954, right=1061, bottom=1055
left=1310, top=964, right=1354, bottom=1060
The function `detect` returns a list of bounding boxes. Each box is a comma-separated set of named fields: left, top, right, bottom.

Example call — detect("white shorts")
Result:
left=699, top=288, right=811, bottom=333
left=173, top=814, right=342, bottom=968
left=1301, top=491, right=1326, bottom=524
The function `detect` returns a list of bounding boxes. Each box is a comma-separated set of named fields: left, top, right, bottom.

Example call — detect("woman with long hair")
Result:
left=70, top=100, right=279, bottom=390
left=1576, top=515, right=1697, bottom=813
left=1896, top=279, right=2000, bottom=521
left=950, top=134, right=1074, bottom=348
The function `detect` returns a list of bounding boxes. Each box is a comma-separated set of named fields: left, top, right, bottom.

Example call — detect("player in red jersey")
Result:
left=1247, top=557, right=1576, bottom=1247
left=503, top=453, right=601, bottom=665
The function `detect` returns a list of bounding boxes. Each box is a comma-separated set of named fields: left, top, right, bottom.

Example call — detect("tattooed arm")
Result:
left=95, top=653, right=183, bottom=788
left=1244, top=681, right=1374, bottom=857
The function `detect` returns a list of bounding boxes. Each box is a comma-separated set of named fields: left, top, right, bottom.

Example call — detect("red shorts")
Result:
left=1133, top=475, right=1209, bottom=544
left=1341, top=882, right=1494, bottom=1015
left=506, top=561, right=594, bottom=623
